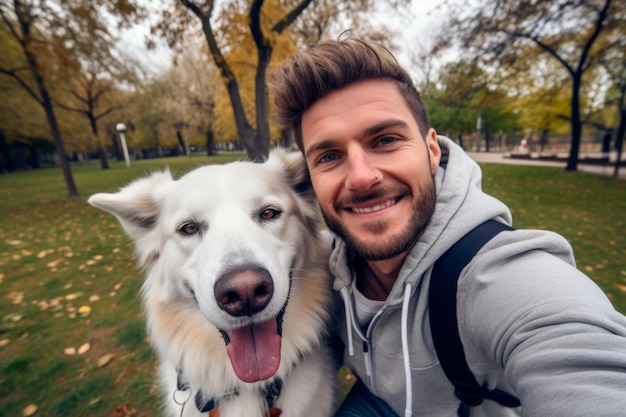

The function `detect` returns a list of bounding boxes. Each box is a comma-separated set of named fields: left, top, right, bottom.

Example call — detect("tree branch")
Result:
left=94, top=104, right=124, bottom=121
left=0, top=68, right=42, bottom=105
left=271, top=0, right=313, bottom=34
left=576, top=0, right=612, bottom=74
left=503, top=29, right=575, bottom=77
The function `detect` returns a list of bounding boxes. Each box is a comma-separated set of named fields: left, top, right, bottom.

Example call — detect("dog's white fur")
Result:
left=88, top=149, right=336, bottom=417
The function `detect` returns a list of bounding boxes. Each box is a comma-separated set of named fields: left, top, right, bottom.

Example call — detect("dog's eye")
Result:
left=179, top=222, right=200, bottom=236
left=259, top=208, right=281, bottom=221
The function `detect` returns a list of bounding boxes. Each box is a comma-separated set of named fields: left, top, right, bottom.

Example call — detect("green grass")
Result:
left=481, top=164, right=626, bottom=310
left=0, top=155, right=625, bottom=417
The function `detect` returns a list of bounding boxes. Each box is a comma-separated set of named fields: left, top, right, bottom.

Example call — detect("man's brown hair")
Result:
left=267, top=37, right=430, bottom=152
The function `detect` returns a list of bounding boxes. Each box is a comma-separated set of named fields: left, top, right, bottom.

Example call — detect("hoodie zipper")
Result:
left=362, top=340, right=373, bottom=386
left=341, top=286, right=380, bottom=389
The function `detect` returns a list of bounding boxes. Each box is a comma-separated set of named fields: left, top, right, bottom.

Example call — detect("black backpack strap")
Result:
left=429, top=220, right=520, bottom=417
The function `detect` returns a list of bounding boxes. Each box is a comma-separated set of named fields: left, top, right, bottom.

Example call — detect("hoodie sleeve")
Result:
left=458, top=229, right=626, bottom=417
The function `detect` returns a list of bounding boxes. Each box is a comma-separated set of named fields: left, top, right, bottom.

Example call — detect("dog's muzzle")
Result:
left=214, top=267, right=291, bottom=383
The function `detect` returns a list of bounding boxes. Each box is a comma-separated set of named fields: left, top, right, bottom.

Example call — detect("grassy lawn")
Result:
left=1, top=154, right=625, bottom=417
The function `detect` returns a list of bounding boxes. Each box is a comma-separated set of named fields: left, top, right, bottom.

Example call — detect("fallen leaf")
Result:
left=114, top=405, right=135, bottom=417
left=88, top=398, right=102, bottom=406
left=78, top=342, right=91, bottom=355
left=64, top=347, right=77, bottom=355
left=616, top=284, right=626, bottom=293
left=89, top=295, right=100, bottom=302
left=22, top=404, right=38, bottom=416
left=0, top=339, right=10, bottom=347
left=113, top=283, right=123, bottom=291
left=98, top=353, right=114, bottom=367
left=78, top=305, right=91, bottom=315
left=47, top=258, right=64, bottom=268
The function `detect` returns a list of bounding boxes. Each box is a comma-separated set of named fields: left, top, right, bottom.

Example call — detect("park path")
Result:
left=467, top=152, right=626, bottom=181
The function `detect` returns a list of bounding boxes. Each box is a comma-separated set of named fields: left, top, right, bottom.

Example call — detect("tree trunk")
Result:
left=26, top=139, right=40, bottom=169
left=20, top=14, right=78, bottom=195
left=614, top=89, right=625, bottom=178
left=176, top=130, right=187, bottom=155
left=0, top=130, right=15, bottom=173
left=110, top=132, right=123, bottom=161
left=41, top=84, right=79, bottom=196
left=566, top=74, right=582, bottom=172
left=194, top=8, right=264, bottom=160
left=88, top=114, right=109, bottom=170
left=205, top=128, right=215, bottom=156
left=250, top=0, right=272, bottom=156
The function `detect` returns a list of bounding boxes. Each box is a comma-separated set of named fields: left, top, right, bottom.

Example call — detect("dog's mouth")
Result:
left=220, top=317, right=282, bottom=383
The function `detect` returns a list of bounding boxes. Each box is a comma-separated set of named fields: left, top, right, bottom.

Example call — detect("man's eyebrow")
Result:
left=362, top=119, right=411, bottom=137
left=305, top=139, right=339, bottom=159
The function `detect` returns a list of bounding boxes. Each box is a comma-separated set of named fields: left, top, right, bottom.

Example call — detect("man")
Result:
left=267, top=37, right=626, bottom=417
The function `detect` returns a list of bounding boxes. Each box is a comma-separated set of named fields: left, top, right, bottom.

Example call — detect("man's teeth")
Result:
left=351, top=199, right=396, bottom=213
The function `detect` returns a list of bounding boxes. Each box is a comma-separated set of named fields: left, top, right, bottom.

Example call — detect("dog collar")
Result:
left=176, top=368, right=283, bottom=415
left=208, top=408, right=282, bottom=417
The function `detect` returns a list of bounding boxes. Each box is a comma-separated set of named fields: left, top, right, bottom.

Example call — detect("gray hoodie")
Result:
left=329, top=136, right=626, bottom=417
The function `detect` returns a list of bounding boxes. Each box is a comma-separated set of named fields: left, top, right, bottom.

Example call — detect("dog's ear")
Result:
left=87, top=171, right=173, bottom=268
left=268, top=148, right=315, bottom=202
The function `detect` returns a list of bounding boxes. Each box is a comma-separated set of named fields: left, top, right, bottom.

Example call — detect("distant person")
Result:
left=518, top=138, right=528, bottom=152
left=268, top=37, right=626, bottom=417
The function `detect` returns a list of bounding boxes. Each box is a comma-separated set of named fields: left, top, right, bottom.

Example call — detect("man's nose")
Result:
left=345, top=148, right=380, bottom=191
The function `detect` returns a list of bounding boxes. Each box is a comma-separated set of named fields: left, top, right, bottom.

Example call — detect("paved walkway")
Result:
left=467, top=152, right=626, bottom=181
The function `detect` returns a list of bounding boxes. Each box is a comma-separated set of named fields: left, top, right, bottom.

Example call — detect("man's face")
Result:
left=301, top=79, right=441, bottom=261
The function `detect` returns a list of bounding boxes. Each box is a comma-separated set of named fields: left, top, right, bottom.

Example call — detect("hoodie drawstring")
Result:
left=341, top=283, right=413, bottom=417
left=401, top=283, right=413, bottom=417
left=340, top=287, right=355, bottom=356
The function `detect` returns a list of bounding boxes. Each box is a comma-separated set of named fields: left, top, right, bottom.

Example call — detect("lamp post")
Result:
left=116, top=123, right=131, bottom=168
left=476, top=109, right=482, bottom=152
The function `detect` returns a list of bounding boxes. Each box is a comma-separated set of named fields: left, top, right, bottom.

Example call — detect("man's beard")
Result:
left=322, top=176, right=437, bottom=261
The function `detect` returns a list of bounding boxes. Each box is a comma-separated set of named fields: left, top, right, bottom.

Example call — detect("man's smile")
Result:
left=349, top=197, right=399, bottom=214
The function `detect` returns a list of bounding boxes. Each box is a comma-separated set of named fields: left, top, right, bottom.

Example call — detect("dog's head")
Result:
left=88, top=149, right=323, bottom=383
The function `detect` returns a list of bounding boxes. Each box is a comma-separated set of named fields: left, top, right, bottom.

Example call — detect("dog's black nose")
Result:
left=214, top=268, right=274, bottom=317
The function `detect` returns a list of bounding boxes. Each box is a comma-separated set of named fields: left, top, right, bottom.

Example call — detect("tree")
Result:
left=422, top=61, right=520, bottom=150
left=0, top=44, right=50, bottom=172
left=435, top=0, right=619, bottom=171
left=163, top=46, right=221, bottom=155
left=0, top=0, right=79, bottom=195
left=153, top=0, right=409, bottom=160
left=595, top=19, right=626, bottom=177
left=0, top=0, right=145, bottom=195
left=55, top=70, right=126, bottom=169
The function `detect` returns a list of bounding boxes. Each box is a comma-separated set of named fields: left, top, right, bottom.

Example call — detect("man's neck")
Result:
left=354, top=254, right=406, bottom=301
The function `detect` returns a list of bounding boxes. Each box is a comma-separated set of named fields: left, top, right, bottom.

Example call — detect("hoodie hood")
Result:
left=329, top=136, right=512, bottom=305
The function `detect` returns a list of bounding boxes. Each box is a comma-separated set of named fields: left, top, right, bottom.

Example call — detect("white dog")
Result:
left=88, top=149, right=337, bottom=417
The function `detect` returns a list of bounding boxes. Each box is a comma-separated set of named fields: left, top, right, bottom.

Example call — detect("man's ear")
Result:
left=87, top=171, right=173, bottom=268
left=426, top=128, right=442, bottom=174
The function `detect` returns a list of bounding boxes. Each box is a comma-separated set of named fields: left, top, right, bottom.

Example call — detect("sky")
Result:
left=118, top=0, right=448, bottom=80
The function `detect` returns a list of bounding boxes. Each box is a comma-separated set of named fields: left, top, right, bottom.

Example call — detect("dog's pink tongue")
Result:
left=226, top=319, right=281, bottom=383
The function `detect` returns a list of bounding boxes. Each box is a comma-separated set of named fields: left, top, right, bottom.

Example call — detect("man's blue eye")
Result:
left=319, top=153, right=338, bottom=163
left=378, top=137, right=396, bottom=146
